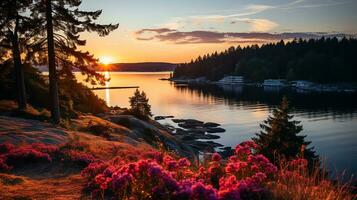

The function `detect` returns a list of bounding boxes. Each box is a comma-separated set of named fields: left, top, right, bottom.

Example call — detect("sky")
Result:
left=79, top=0, right=357, bottom=63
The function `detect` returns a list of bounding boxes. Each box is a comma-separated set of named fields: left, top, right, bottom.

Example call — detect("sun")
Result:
left=99, top=56, right=113, bottom=65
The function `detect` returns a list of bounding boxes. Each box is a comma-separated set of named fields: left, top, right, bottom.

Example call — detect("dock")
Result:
left=89, top=86, right=139, bottom=90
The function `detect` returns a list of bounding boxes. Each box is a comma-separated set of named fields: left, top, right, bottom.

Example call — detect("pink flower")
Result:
left=178, top=158, right=191, bottom=167
left=191, top=182, right=218, bottom=200
left=167, top=160, right=179, bottom=171
left=95, top=174, right=111, bottom=190
left=0, top=143, right=15, bottom=154
left=252, top=172, right=267, bottom=183
left=112, top=172, right=132, bottom=190
left=212, top=153, right=222, bottom=162
left=148, top=165, right=163, bottom=177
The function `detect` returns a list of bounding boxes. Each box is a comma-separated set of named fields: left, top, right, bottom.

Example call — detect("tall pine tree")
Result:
left=0, top=0, right=36, bottom=110
left=253, top=97, right=318, bottom=166
left=31, top=0, right=119, bottom=123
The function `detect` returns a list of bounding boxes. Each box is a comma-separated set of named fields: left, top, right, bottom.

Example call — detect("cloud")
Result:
left=279, top=0, right=352, bottom=9
left=135, top=29, right=351, bottom=44
left=232, top=18, right=278, bottom=32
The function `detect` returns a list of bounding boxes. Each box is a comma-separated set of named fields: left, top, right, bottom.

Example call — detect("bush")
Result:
left=0, top=142, right=97, bottom=171
left=87, top=121, right=112, bottom=138
left=0, top=143, right=53, bottom=171
left=81, top=141, right=355, bottom=200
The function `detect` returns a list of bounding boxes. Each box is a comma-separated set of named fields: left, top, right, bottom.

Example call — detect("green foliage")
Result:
left=30, top=0, right=119, bottom=85
left=129, top=89, right=152, bottom=120
left=0, top=62, right=108, bottom=118
left=252, top=97, right=318, bottom=167
left=174, top=38, right=357, bottom=83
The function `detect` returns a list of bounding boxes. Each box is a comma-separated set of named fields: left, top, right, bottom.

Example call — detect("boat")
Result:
left=263, top=79, right=286, bottom=87
left=217, top=76, right=244, bottom=85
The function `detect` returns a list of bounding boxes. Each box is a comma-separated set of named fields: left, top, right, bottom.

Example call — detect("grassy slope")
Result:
left=0, top=114, right=155, bottom=199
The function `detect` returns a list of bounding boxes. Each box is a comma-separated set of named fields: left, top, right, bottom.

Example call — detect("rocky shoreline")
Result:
left=154, top=116, right=233, bottom=156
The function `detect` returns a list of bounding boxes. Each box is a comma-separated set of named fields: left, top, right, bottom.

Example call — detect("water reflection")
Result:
left=174, top=83, right=357, bottom=120
left=104, top=71, right=111, bottom=107
left=76, top=72, right=357, bottom=175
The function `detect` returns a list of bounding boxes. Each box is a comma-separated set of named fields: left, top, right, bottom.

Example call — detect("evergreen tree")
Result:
left=173, top=38, right=357, bottom=83
left=129, top=89, right=152, bottom=120
left=252, top=97, right=318, bottom=166
left=0, top=0, right=35, bottom=110
left=31, top=0, right=119, bottom=123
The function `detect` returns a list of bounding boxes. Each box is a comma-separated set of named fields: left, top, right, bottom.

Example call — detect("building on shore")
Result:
left=263, top=79, right=286, bottom=87
left=291, top=80, right=315, bottom=90
left=217, top=76, right=244, bottom=85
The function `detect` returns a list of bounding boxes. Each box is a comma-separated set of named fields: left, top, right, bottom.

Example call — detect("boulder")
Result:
left=203, top=122, right=221, bottom=127
left=206, top=127, right=226, bottom=133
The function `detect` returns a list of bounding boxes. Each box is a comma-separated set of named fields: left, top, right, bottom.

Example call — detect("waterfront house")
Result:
left=291, top=80, right=314, bottom=90
left=217, top=76, right=244, bottom=85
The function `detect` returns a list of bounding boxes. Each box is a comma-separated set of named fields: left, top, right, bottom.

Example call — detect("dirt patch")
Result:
left=0, top=116, right=68, bottom=145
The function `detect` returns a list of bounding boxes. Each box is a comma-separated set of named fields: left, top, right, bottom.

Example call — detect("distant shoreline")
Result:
left=36, top=62, right=178, bottom=72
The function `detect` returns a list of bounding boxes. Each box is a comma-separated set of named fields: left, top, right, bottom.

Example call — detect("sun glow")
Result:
left=99, top=56, right=113, bottom=65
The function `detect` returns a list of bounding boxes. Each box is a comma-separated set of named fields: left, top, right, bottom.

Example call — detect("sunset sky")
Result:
left=79, top=0, right=357, bottom=63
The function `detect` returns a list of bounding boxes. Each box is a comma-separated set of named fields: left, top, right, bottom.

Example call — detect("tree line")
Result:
left=173, top=37, right=357, bottom=83
left=0, top=0, right=118, bottom=123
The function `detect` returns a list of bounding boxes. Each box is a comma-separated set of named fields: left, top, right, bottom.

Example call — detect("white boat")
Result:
left=263, top=79, right=286, bottom=87
left=291, top=80, right=314, bottom=90
left=217, top=76, right=244, bottom=85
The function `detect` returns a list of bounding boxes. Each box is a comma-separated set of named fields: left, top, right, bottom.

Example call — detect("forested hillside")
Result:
left=173, top=38, right=357, bottom=83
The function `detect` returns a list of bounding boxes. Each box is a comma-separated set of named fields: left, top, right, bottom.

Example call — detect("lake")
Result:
left=77, top=72, right=357, bottom=176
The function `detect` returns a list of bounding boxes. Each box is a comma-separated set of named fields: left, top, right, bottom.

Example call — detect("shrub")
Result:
left=3, top=146, right=52, bottom=167
left=82, top=141, right=277, bottom=200
left=61, top=150, right=98, bottom=167
left=81, top=141, right=356, bottom=200
left=87, top=121, right=112, bottom=138
left=0, top=142, right=96, bottom=171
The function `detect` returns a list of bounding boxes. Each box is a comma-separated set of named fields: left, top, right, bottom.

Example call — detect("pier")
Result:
left=89, top=86, right=139, bottom=90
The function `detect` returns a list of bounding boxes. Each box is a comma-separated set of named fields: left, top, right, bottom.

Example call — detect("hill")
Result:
left=101, top=62, right=177, bottom=72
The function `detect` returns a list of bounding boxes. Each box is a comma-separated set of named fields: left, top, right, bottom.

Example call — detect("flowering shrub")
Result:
left=0, top=143, right=15, bottom=154
left=0, top=142, right=96, bottom=171
left=61, top=150, right=98, bottom=167
left=81, top=141, right=278, bottom=200
left=0, top=143, right=53, bottom=170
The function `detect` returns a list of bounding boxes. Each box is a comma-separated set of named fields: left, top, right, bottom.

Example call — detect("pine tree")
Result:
left=31, top=0, right=119, bottom=123
left=253, top=97, right=318, bottom=166
left=129, top=89, right=152, bottom=120
left=0, top=0, right=35, bottom=110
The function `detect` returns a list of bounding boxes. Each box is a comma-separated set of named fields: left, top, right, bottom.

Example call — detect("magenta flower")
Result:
left=212, top=153, right=222, bottom=162
left=178, top=158, right=191, bottom=167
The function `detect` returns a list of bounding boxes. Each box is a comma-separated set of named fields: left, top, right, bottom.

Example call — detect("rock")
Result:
left=175, top=128, right=189, bottom=135
left=172, top=119, right=186, bottom=123
left=164, top=124, right=176, bottom=131
left=154, top=116, right=174, bottom=120
left=172, top=119, right=203, bottom=124
left=182, top=135, right=196, bottom=141
left=177, top=123, right=199, bottom=129
left=188, top=141, right=223, bottom=152
left=201, top=134, right=220, bottom=139
left=186, top=129, right=205, bottom=135
left=206, top=127, right=226, bottom=133
left=203, top=122, right=220, bottom=127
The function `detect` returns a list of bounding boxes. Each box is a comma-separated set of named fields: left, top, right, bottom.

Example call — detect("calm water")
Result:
left=78, top=72, right=357, bottom=176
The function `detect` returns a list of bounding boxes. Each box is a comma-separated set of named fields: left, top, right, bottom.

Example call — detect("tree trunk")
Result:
left=45, top=0, right=60, bottom=124
left=11, top=17, right=27, bottom=110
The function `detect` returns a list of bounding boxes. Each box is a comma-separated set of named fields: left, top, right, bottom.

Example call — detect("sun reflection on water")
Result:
left=104, top=71, right=111, bottom=107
